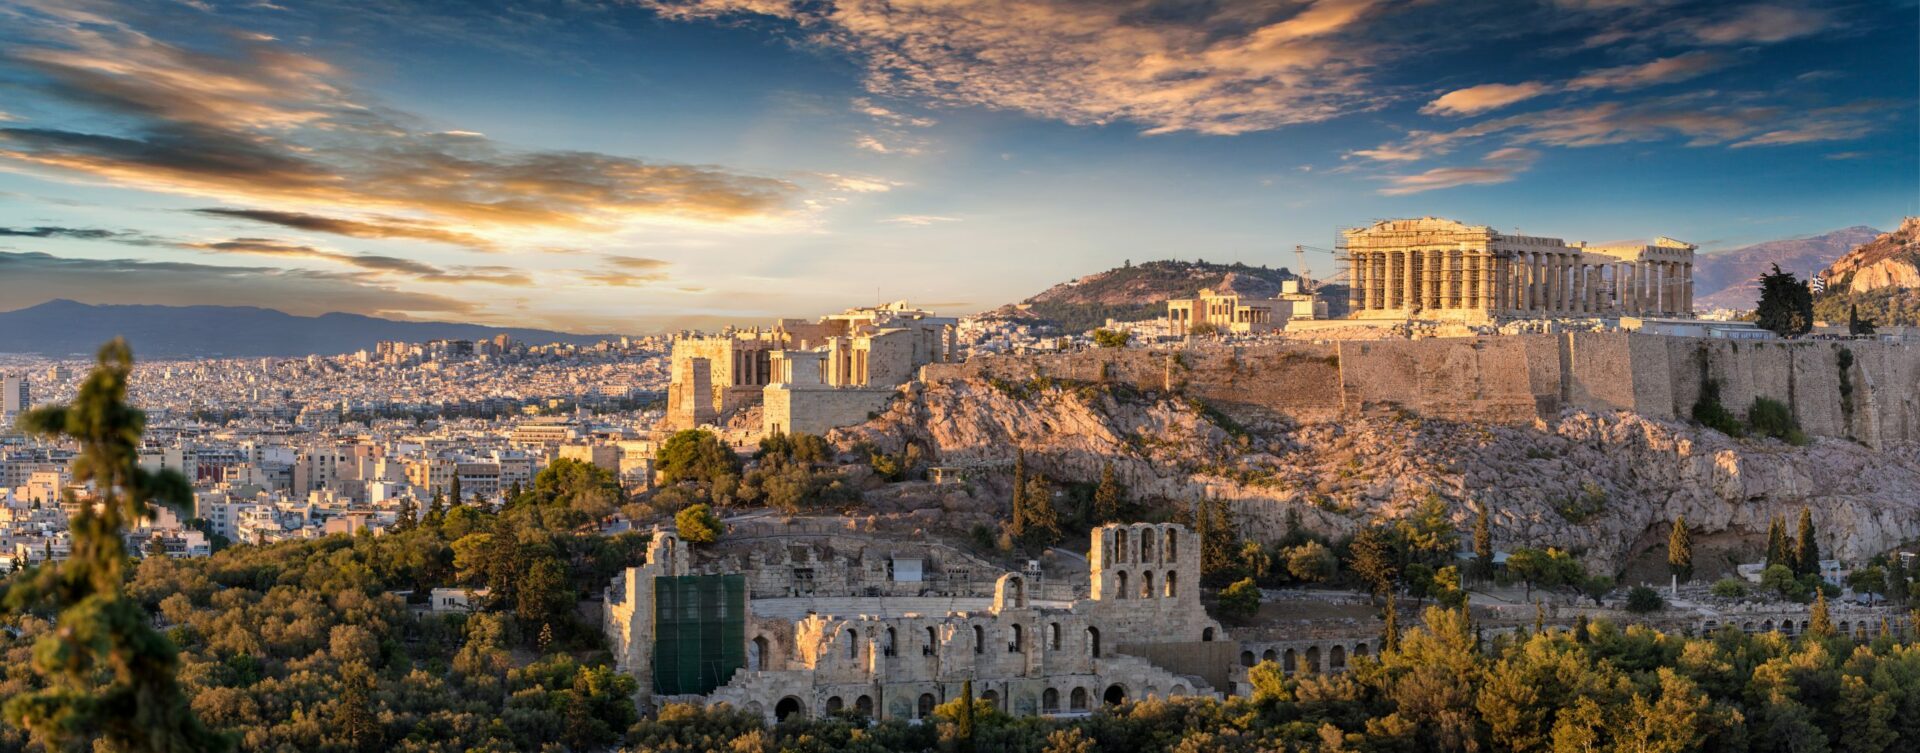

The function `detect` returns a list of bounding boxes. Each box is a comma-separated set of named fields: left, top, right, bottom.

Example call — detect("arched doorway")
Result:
left=1354, top=642, right=1369, bottom=658
left=1087, top=626, right=1101, bottom=658
left=1202, top=626, right=1214, bottom=642
left=826, top=697, right=844, bottom=714
left=1070, top=687, right=1089, bottom=710
left=1329, top=645, right=1346, bottom=671
left=751, top=636, right=770, bottom=671
left=1305, top=646, right=1320, bottom=673
left=1103, top=685, right=1126, bottom=706
left=981, top=690, right=1000, bottom=711
left=1262, top=648, right=1277, bottom=663
left=1042, top=688, right=1060, bottom=712
left=1282, top=648, right=1296, bottom=673
left=855, top=695, right=873, bottom=716
left=1116, top=570, right=1129, bottom=599
left=1240, top=650, right=1255, bottom=667
left=775, top=696, right=804, bottom=722
left=918, top=693, right=936, bottom=719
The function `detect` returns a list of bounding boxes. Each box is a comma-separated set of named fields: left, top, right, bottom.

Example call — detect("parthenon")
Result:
left=1341, top=217, right=1697, bottom=321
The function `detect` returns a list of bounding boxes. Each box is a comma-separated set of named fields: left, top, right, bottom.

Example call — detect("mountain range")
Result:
left=0, top=300, right=617, bottom=358
left=1690, top=226, right=1883, bottom=311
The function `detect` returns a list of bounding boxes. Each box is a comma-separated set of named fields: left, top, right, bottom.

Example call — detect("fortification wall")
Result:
left=927, top=335, right=1920, bottom=446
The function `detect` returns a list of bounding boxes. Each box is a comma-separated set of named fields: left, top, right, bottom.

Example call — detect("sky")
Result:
left=0, top=0, right=1914, bottom=334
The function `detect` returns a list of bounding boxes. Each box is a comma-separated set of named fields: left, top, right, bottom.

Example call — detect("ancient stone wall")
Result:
left=927, top=334, right=1920, bottom=446
left=764, top=385, right=899, bottom=437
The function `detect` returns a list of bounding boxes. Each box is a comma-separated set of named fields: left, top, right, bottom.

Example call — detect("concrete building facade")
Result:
left=1341, top=217, right=1697, bottom=321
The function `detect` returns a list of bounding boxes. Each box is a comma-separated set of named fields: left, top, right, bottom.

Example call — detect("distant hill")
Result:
left=991, top=260, right=1332, bottom=332
left=0, top=300, right=617, bottom=357
left=1692, top=226, right=1882, bottom=312
left=1814, top=218, right=1920, bottom=326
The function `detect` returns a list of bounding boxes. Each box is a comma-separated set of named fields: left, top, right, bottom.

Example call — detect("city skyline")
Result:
left=0, top=0, right=1914, bottom=334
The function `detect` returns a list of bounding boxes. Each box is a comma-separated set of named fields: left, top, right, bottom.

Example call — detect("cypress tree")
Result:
left=1887, top=556, right=1909, bottom=605
left=1382, top=593, right=1400, bottom=653
left=1668, top=516, right=1694, bottom=584
left=957, top=678, right=976, bottom=753
left=449, top=475, right=463, bottom=509
left=1796, top=507, right=1820, bottom=576
left=1092, top=462, right=1123, bottom=524
left=394, top=495, right=417, bottom=532
left=1472, top=504, right=1493, bottom=580
left=426, top=489, right=446, bottom=528
left=1809, top=591, right=1835, bottom=637
left=1766, top=515, right=1788, bottom=569
left=1009, top=450, right=1029, bottom=541
left=5, top=339, right=232, bottom=752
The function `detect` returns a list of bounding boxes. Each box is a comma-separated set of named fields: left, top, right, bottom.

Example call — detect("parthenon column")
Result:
left=1656, top=261, right=1669, bottom=315
left=1349, top=254, right=1364, bottom=311
left=1683, top=262, right=1694, bottom=316
left=1402, top=250, right=1417, bottom=312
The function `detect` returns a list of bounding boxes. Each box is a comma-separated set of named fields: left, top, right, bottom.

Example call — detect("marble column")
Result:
left=1403, top=250, right=1417, bottom=311
left=1683, top=262, right=1694, bottom=316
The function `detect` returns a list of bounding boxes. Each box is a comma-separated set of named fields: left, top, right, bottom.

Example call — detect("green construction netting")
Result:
left=652, top=574, right=746, bottom=695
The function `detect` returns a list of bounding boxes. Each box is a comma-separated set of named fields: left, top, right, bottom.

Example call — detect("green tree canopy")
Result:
left=1755, top=263, right=1815, bottom=337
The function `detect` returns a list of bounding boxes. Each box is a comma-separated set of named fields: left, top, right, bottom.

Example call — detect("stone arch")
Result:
left=751, top=635, right=770, bottom=670
left=918, top=693, right=936, bottom=719
left=1241, top=650, right=1256, bottom=667
left=855, top=695, right=873, bottom=716
left=1087, top=626, right=1102, bottom=658
left=1282, top=648, right=1296, bottom=673
left=847, top=628, right=859, bottom=659
left=1166, top=570, right=1178, bottom=598
left=826, top=696, right=844, bottom=714
left=1104, top=684, right=1127, bottom=706
left=1262, top=648, right=1277, bottom=663
left=746, top=701, right=764, bottom=719
left=974, top=624, right=986, bottom=654
left=981, top=689, right=1000, bottom=711
left=926, top=625, right=939, bottom=656
left=1070, top=687, right=1089, bottom=710
left=1840, top=621, right=1852, bottom=636
left=885, top=627, right=897, bottom=657
left=995, top=573, right=1027, bottom=610
left=1743, top=621, right=1755, bottom=632
left=1140, top=529, right=1155, bottom=562
left=1305, top=646, right=1320, bottom=673
left=1166, top=528, right=1178, bottom=562
left=1050, top=622, right=1062, bottom=650
left=1116, top=570, right=1129, bottom=599
left=1042, top=688, right=1060, bottom=712
left=1330, top=645, right=1347, bottom=671
left=775, top=696, right=805, bottom=722
left=1144, top=685, right=1160, bottom=701
left=1116, top=529, right=1129, bottom=563
left=1763, top=619, right=1775, bottom=632
left=1170, top=685, right=1187, bottom=697
left=1142, top=570, right=1155, bottom=599
left=1202, top=626, right=1215, bottom=642
left=1011, top=623, right=1024, bottom=652
left=1354, top=642, right=1369, bottom=658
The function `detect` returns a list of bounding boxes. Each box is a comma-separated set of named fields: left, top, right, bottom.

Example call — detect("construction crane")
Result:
left=1293, top=244, right=1347, bottom=293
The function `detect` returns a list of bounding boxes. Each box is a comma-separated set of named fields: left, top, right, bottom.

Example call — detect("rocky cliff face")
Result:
left=1823, top=218, right=1920, bottom=293
left=836, top=378, right=1920, bottom=571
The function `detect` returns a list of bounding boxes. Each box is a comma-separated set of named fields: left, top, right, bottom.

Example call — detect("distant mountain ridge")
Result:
left=1692, top=226, right=1882, bottom=312
left=989, top=260, right=1315, bottom=331
left=0, top=300, right=617, bottom=357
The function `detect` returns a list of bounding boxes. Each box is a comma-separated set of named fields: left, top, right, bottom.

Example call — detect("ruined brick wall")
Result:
left=927, top=335, right=1920, bottom=446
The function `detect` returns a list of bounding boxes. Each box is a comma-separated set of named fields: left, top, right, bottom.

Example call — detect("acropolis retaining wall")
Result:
left=922, top=334, right=1920, bottom=447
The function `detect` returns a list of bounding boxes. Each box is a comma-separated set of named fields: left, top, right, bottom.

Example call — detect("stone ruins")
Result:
left=605, top=523, right=1237, bottom=723
left=664, top=301, right=957, bottom=437
left=1342, top=217, right=1697, bottom=321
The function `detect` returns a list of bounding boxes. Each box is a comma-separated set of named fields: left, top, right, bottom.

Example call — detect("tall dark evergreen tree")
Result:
left=394, top=495, right=417, bottom=532
left=426, top=489, right=447, bottom=528
left=1755, top=263, right=1815, bottom=338
left=1382, top=593, right=1400, bottom=653
left=1009, top=450, right=1029, bottom=541
left=957, top=678, right=976, bottom=753
left=1809, top=591, right=1835, bottom=637
left=4, top=339, right=232, bottom=752
left=1796, top=507, right=1820, bottom=576
left=1766, top=515, right=1789, bottom=569
left=1348, top=527, right=1397, bottom=603
left=1092, top=462, right=1123, bottom=524
left=449, top=475, right=463, bottom=510
left=1668, top=516, right=1694, bottom=584
left=1472, top=505, right=1493, bottom=580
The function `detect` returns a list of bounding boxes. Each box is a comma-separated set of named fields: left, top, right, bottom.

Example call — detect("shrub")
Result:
left=1217, top=578, right=1262, bottom=619
left=674, top=503, right=724, bottom=544
left=1710, top=578, right=1749, bottom=599
left=1747, top=397, right=1808, bottom=445
left=1091, top=329, right=1131, bottom=348
left=1284, top=541, right=1337, bottom=583
left=1691, top=378, right=1745, bottom=437
left=1625, top=585, right=1665, bottom=613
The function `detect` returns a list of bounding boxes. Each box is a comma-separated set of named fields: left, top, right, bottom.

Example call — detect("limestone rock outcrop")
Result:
left=836, top=378, right=1920, bottom=571
left=1822, top=217, right=1920, bottom=293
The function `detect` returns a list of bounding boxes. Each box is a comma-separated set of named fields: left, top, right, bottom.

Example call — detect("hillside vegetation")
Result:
left=992, top=260, right=1300, bottom=331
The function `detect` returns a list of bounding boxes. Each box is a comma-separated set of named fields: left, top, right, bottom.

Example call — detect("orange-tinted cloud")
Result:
left=192, top=208, right=499, bottom=251
left=1421, top=83, right=1554, bottom=117
left=0, top=250, right=478, bottom=319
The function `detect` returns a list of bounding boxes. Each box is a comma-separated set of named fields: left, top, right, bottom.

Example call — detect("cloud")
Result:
left=1690, top=4, right=1832, bottom=45
left=853, top=133, right=923, bottom=156
left=1348, top=145, right=1426, bottom=162
left=184, top=237, right=533, bottom=285
left=882, top=215, right=961, bottom=226
left=651, top=0, right=1391, bottom=135
left=1378, top=95, right=1882, bottom=159
left=1378, top=148, right=1537, bottom=195
left=0, top=250, right=476, bottom=318
left=1421, top=82, right=1553, bottom=116
left=1567, top=51, right=1728, bottom=91
left=603, top=254, right=672, bottom=271
left=191, top=208, right=499, bottom=250
left=0, top=226, right=126, bottom=240
left=852, top=98, right=936, bottom=128
left=0, top=6, right=806, bottom=247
